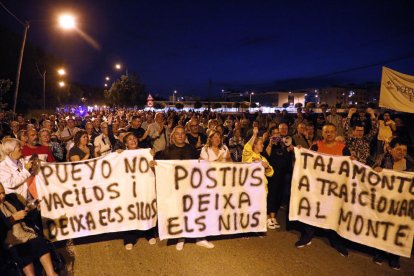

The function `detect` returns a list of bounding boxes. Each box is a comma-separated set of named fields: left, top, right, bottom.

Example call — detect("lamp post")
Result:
left=12, top=22, right=29, bottom=113
left=249, top=92, right=254, bottom=108
left=11, top=13, right=75, bottom=113
left=173, top=90, right=177, bottom=106
left=115, top=63, right=128, bottom=76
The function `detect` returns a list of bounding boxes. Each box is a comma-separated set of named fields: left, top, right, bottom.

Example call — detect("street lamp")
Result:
left=11, top=12, right=76, bottom=113
left=249, top=92, right=254, bottom=107
left=57, top=68, right=66, bottom=76
left=58, top=14, right=76, bottom=30
left=173, top=90, right=177, bottom=106
left=58, top=81, right=65, bottom=88
left=115, top=63, right=128, bottom=76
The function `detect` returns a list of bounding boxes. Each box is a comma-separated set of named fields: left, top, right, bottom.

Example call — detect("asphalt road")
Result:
left=56, top=212, right=414, bottom=276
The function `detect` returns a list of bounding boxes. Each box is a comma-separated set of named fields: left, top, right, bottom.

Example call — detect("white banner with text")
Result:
left=289, top=147, right=414, bottom=257
left=36, top=149, right=157, bottom=241
left=155, top=160, right=267, bottom=240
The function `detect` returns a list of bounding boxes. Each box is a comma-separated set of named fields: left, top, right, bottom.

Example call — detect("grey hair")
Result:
left=0, top=138, right=21, bottom=161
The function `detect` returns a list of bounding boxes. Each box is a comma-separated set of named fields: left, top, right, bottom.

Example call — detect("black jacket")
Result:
left=0, top=194, right=37, bottom=243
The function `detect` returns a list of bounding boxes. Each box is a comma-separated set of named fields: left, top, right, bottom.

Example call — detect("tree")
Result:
left=232, top=102, right=240, bottom=108
left=212, top=103, right=222, bottom=109
left=0, top=79, right=12, bottom=110
left=104, top=74, right=146, bottom=107
left=175, top=102, right=184, bottom=110
left=193, top=101, right=202, bottom=109
left=240, top=102, right=249, bottom=108
left=154, top=102, right=165, bottom=109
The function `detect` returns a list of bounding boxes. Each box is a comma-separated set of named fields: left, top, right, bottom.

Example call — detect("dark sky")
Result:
left=2, top=0, right=414, bottom=98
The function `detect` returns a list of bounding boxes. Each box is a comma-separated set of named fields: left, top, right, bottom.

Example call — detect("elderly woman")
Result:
left=0, top=183, right=57, bottom=276
left=0, top=138, right=37, bottom=200
left=67, top=130, right=93, bottom=162
left=39, top=128, right=64, bottom=162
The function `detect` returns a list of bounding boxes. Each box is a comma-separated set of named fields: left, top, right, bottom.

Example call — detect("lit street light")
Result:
left=104, top=83, right=108, bottom=87
left=58, top=81, right=66, bottom=87
left=11, top=11, right=76, bottom=113
left=57, top=68, right=66, bottom=76
left=173, top=90, right=177, bottom=106
left=249, top=92, right=254, bottom=107
left=105, top=76, right=110, bottom=81
left=58, top=14, right=76, bottom=30
left=115, top=63, right=128, bottom=76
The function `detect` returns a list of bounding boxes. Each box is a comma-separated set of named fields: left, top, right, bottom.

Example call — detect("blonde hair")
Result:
left=0, top=138, right=21, bottom=161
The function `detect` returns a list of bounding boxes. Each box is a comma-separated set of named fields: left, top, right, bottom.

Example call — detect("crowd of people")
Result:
left=0, top=106, right=413, bottom=273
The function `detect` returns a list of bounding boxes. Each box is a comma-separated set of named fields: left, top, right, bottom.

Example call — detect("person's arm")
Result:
left=265, top=140, right=272, bottom=156
left=388, top=120, right=397, bottom=132
left=262, top=158, right=274, bottom=177
left=0, top=162, right=32, bottom=191
left=366, top=109, right=378, bottom=141
left=247, top=127, right=258, bottom=146
left=139, top=128, right=150, bottom=142
left=107, top=115, right=117, bottom=146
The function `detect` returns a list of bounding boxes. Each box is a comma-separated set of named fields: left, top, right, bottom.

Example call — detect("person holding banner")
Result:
left=154, top=126, right=210, bottom=250
left=372, top=137, right=412, bottom=270
left=295, top=123, right=351, bottom=257
left=242, top=126, right=274, bottom=181
left=0, top=138, right=39, bottom=200
left=263, top=125, right=293, bottom=230
left=122, top=132, right=157, bottom=250
left=0, top=183, right=57, bottom=276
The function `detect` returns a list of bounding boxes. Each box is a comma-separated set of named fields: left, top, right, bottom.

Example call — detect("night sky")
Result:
left=2, top=0, right=414, bottom=98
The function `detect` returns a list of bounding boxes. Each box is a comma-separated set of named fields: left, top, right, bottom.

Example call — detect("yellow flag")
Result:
left=380, top=67, right=414, bottom=113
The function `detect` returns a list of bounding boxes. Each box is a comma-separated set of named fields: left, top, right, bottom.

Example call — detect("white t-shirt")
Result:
left=200, top=145, right=229, bottom=161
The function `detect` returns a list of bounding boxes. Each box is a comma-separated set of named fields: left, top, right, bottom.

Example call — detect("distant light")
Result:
left=315, top=95, right=318, bottom=98
left=174, top=90, right=177, bottom=94
left=289, top=91, right=292, bottom=94
left=58, top=81, right=65, bottom=87
left=105, top=76, right=110, bottom=81
left=304, top=93, right=308, bottom=96
left=115, top=64, right=122, bottom=70
left=57, top=68, right=66, bottom=76
left=58, top=14, right=76, bottom=30
left=104, top=83, right=108, bottom=87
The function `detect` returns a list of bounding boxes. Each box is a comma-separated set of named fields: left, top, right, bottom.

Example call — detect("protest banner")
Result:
left=36, top=149, right=157, bottom=241
left=155, top=160, right=267, bottom=240
left=379, top=66, right=414, bottom=113
left=289, top=147, right=414, bottom=257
